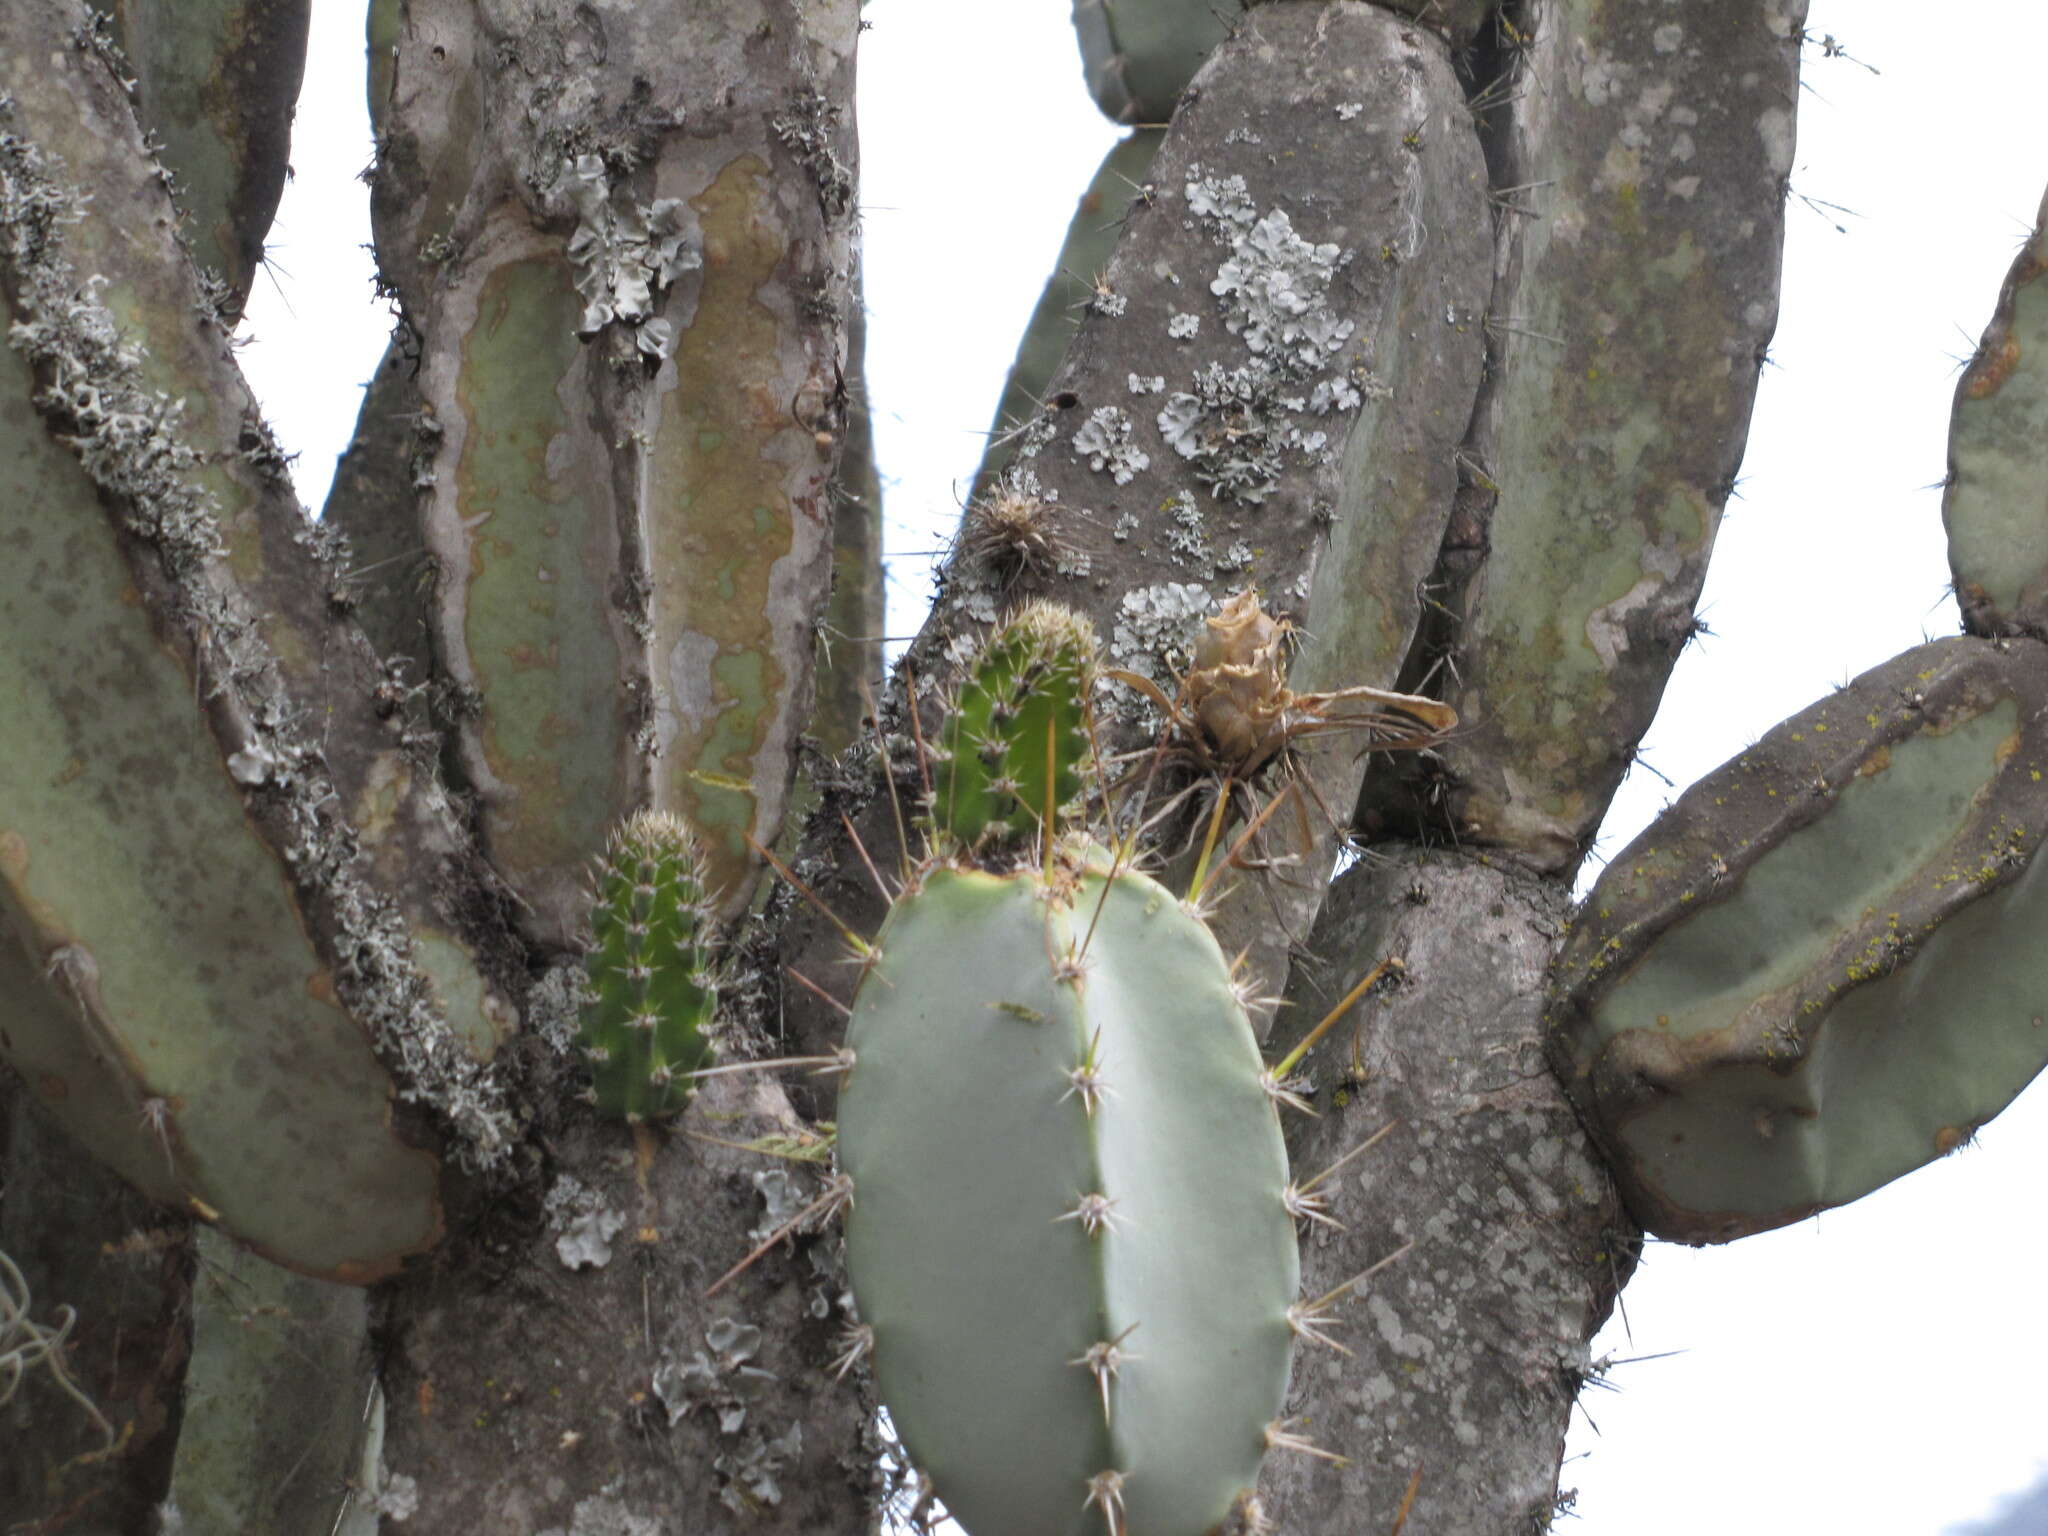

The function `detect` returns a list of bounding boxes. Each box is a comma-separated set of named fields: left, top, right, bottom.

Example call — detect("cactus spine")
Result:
left=577, top=811, right=720, bottom=1122
left=839, top=608, right=1301, bottom=1536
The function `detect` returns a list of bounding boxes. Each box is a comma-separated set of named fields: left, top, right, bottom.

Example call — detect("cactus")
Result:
left=576, top=811, right=721, bottom=1123
left=7, top=0, right=2048, bottom=1532
left=929, top=599, right=1100, bottom=850
left=840, top=608, right=1304, bottom=1536
left=1549, top=639, right=2048, bottom=1242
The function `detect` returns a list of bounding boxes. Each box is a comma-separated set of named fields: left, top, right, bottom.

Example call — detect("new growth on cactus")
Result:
left=576, top=810, right=721, bottom=1122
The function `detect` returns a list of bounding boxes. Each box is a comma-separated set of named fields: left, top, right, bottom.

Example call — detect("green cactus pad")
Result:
left=929, top=602, right=1099, bottom=851
left=1549, top=638, right=2048, bottom=1243
left=838, top=851, right=1297, bottom=1536
left=577, top=811, right=720, bottom=1121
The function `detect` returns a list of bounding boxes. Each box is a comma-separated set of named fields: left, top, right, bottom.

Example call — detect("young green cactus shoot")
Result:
left=576, top=810, right=721, bottom=1122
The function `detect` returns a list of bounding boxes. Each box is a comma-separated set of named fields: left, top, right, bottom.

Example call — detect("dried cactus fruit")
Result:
left=576, top=811, right=720, bottom=1122
left=1113, top=589, right=1457, bottom=781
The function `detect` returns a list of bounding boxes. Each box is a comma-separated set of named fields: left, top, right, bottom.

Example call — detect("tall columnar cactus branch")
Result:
left=368, top=0, right=858, bottom=943
left=782, top=4, right=1492, bottom=1071
left=0, top=5, right=514, bottom=1282
left=101, top=0, right=311, bottom=323
left=1944, top=186, right=2048, bottom=638
left=1358, top=0, right=1805, bottom=870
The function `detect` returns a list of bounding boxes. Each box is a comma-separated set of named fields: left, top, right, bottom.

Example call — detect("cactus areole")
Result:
left=838, top=851, right=1297, bottom=1536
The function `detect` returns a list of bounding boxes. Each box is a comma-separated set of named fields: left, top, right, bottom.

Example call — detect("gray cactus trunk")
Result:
left=14, top=1, right=2044, bottom=1534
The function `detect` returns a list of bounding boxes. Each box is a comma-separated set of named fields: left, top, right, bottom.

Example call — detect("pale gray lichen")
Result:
left=0, top=98, right=516, bottom=1169
left=717, top=1422, right=804, bottom=1513
left=1127, top=372, right=1165, bottom=395
left=1087, top=285, right=1128, bottom=318
left=1183, top=164, right=1256, bottom=228
left=1210, top=208, right=1355, bottom=368
left=771, top=85, right=854, bottom=218
left=1071, top=404, right=1150, bottom=485
left=1112, top=512, right=1141, bottom=542
left=749, top=1168, right=806, bottom=1244
left=368, top=1474, right=421, bottom=1521
left=527, top=961, right=591, bottom=1056
left=1167, top=311, right=1201, bottom=339
left=1155, top=169, right=1370, bottom=506
left=544, top=1174, right=625, bottom=1269
left=654, top=1317, right=779, bottom=1435
left=1108, top=581, right=1216, bottom=713
left=537, top=1492, right=661, bottom=1536
left=563, top=153, right=698, bottom=356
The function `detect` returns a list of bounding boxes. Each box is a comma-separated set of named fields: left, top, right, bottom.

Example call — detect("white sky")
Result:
left=239, top=2, right=2048, bottom=1530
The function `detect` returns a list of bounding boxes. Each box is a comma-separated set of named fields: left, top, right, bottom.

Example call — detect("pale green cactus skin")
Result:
left=1549, top=638, right=2048, bottom=1243
left=930, top=602, right=1099, bottom=850
left=838, top=857, right=1296, bottom=1536
left=1945, top=187, right=2048, bottom=639
left=577, top=811, right=720, bottom=1122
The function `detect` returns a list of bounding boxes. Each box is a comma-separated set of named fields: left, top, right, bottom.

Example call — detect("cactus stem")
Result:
left=1264, top=1416, right=1350, bottom=1467
left=785, top=964, right=854, bottom=1017
left=1055, top=1191, right=1122, bottom=1237
left=748, top=833, right=872, bottom=957
left=1070, top=1322, right=1142, bottom=1424
left=1270, top=955, right=1406, bottom=1081
left=1082, top=1468, right=1128, bottom=1536
left=703, top=1171, right=856, bottom=1298
left=828, top=1321, right=874, bottom=1383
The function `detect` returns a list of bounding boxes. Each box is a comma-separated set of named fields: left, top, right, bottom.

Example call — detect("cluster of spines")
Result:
left=576, top=810, right=719, bottom=1121
left=928, top=599, right=1100, bottom=850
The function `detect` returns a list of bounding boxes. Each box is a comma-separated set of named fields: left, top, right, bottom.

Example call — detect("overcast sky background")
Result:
left=238, top=2, right=2048, bottom=1530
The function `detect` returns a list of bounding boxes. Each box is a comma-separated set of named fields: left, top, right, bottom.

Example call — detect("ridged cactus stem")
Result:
left=577, top=811, right=721, bottom=1123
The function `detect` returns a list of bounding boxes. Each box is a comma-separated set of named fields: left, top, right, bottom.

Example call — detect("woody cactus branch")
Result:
left=368, top=0, right=857, bottom=941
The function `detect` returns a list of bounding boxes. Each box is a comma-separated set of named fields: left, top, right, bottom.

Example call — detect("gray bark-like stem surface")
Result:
left=371, top=0, right=858, bottom=940
left=375, top=1074, right=874, bottom=1533
left=1362, top=0, right=1807, bottom=870
left=1265, top=851, right=1631, bottom=1532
